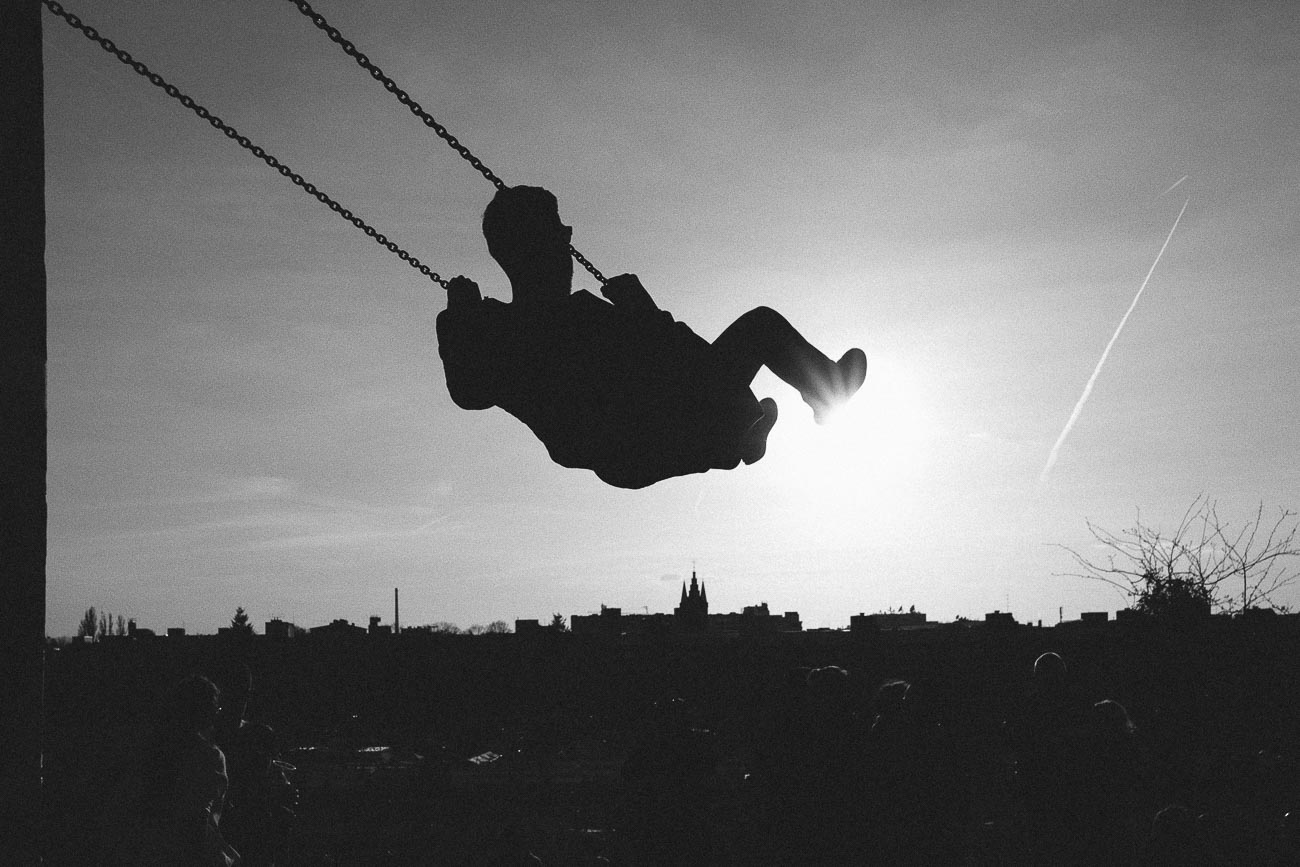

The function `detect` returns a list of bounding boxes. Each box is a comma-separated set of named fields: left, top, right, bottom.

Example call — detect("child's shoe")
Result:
left=742, top=398, right=779, bottom=464
left=806, top=349, right=867, bottom=424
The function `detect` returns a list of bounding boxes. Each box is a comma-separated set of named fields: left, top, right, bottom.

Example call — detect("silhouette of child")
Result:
left=437, top=185, right=867, bottom=488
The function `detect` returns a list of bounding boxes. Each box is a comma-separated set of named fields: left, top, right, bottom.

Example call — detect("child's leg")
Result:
left=712, top=306, right=831, bottom=388
left=712, top=307, right=866, bottom=422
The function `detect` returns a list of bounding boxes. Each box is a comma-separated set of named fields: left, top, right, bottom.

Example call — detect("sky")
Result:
left=44, top=0, right=1300, bottom=635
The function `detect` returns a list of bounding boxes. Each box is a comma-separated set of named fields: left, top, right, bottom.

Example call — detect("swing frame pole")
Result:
left=0, top=0, right=48, bottom=860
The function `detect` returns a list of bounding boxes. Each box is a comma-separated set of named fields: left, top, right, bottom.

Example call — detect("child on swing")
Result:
left=437, top=185, right=866, bottom=489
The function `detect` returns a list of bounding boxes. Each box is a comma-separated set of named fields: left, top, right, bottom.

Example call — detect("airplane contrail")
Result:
left=1159, top=175, right=1189, bottom=198
left=1039, top=198, right=1190, bottom=484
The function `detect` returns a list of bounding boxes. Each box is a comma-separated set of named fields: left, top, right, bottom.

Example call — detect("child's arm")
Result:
left=446, top=275, right=483, bottom=309
left=436, top=276, right=497, bottom=411
left=600, top=274, right=682, bottom=337
left=600, top=273, right=660, bottom=317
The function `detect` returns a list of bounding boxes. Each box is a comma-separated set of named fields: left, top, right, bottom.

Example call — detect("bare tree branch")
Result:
left=1057, top=497, right=1299, bottom=616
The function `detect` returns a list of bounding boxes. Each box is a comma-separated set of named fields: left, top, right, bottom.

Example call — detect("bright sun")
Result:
left=758, top=356, right=938, bottom=541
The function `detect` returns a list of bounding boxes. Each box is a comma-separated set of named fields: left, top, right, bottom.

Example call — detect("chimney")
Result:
left=394, top=587, right=400, bottom=634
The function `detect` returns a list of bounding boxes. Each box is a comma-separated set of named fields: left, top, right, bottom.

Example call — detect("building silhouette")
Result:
left=309, top=618, right=366, bottom=639
left=264, top=618, right=304, bottom=640
left=566, top=574, right=802, bottom=638
left=125, top=619, right=156, bottom=639
left=850, top=609, right=931, bottom=633
left=570, top=605, right=675, bottom=638
left=675, top=571, right=709, bottom=632
left=715, top=602, right=802, bottom=635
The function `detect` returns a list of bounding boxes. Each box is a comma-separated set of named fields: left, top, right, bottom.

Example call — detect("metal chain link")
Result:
left=44, top=0, right=450, bottom=289
left=567, top=245, right=606, bottom=285
left=288, top=0, right=608, bottom=285
left=290, top=0, right=506, bottom=193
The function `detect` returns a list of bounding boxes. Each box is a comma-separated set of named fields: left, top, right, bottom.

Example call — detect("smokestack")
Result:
left=394, top=587, right=400, bottom=634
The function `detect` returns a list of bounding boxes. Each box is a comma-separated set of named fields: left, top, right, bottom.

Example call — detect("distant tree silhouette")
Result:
left=76, top=606, right=97, bottom=640
left=413, top=622, right=462, bottom=634
left=1062, top=495, right=1299, bottom=615
left=98, top=612, right=109, bottom=639
left=466, top=624, right=486, bottom=636
left=115, top=614, right=127, bottom=636
left=1132, top=567, right=1214, bottom=619
left=549, top=613, right=568, bottom=633
left=485, top=620, right=512, bottom=634
left=231, top=606, right=253, bottom=635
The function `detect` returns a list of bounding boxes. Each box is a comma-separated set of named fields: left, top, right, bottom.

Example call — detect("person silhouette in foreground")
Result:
left=436, top=185, right=867, bottom=489
left=119, top=675, right=241, bottom=866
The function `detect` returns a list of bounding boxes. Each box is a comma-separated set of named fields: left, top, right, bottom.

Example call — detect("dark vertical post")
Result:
left=0, top=1, right=48, bottom=861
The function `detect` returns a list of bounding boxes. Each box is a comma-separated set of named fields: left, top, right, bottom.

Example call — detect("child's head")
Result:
left=483, top=185, right=573, bottom=302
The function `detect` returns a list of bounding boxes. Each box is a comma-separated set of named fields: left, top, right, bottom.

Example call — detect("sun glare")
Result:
left=761, top=358, right=937, bottom=542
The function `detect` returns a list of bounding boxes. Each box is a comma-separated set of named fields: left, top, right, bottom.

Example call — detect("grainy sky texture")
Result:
left=44, top=0, right=1300, bottom=635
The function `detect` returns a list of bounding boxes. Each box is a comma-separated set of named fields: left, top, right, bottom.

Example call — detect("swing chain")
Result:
left=289, top=0, right=608, bottom=285
left=44, top=0, right=450, bottom=289
left=568, top=245, right=606, bottom=284
left=290, top=0, right=506, bottom=193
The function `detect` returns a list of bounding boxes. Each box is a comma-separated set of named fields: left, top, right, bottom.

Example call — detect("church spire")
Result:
left=674, top=567, right=709, bottom=632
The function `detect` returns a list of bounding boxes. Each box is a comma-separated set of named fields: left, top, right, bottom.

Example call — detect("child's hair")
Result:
left=483, top=185, right=561, bottom=265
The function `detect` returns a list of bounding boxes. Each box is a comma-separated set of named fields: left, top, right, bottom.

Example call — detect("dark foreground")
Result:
left=40, top=617, right=1300, bottom=864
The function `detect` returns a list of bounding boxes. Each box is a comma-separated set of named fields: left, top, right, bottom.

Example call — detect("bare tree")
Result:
left=115, top=614, right=127, bottom=636
left=484, top=620, right=512, bottom=634
left=466, top=624, right=486, bottom=636
left=1060, top=495, right=1300, bottom=616
left=548, top=613, right=568, bottom=633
